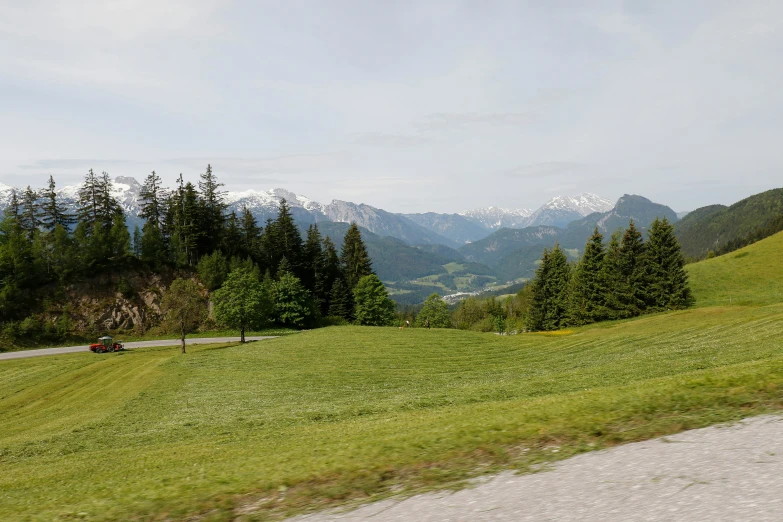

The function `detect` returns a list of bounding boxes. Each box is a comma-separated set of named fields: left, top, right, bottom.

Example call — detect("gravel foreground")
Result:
left=293, top=415, right=783, bottom=522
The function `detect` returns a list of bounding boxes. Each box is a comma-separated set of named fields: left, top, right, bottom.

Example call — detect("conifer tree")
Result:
left=302, top=224, right=322, bottom=288
left=222, top=211, right=243, bottom=258
left=603, top=230, right=633, bottom=319
left=618, top=220, right=649, bottom=316
left=77, top=169, right=101, bottom=230
left=341, top=223, right=373, bottom=290
left=319, top=235, right=342, bottom=315
left=19, top=186, right=41, bottom=239
left=268, top=199, right=303, bottom=275
left=646, top=217, right=692, bottom=309
left=4, top=189, right=20, bottom=221
left=328, top=277, right=352, bottom=319
left=132, top=225, right=142, bottom=257
left=197, top=164, right=226, bottom=252
left=240, top=207, right=261, bottom=262
left=139, top=171, right=165, bottom=227
left=526, top=248, right=550, bottom=332
left=567, top=228, right=608, bottom=325
left=109, top=212, right=131, bottom=260
left=39, top=176, right=74, bottom=232
left=97, top=171, right=121, bottom=228
left=526, top=245, right=571, bottom=331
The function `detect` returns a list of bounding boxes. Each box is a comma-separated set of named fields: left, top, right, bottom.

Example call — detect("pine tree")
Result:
left=328, top=277, right=352, bottom=319
left=77, top=169, right=101, bottom=230
left=526, top=245, right=571, bottom=331
left=567, top=228, right=608, bottom=325
left=646, top=217, right=692, bottom=310
left=97, top=171, right=121, bottom=228
left=139, top=171, right=165, bottom=228
left=269, top=199, right=303, bottom=276
left=526, top=248, right=550, bottom=332
left=618, top=220, right=649, bottom=316
left=222, top=211, right=243, bottom=259
left=341, top=223, right=373, bottom=290
left=4, top=189, right=20, bottom=221
left=197, top=164, right=226, bottom=253
left=19, top=186, right=41, bottom=239
left=302, top=224, right=323, bottom=292
left=240, top=207, right=261, bottom=262
left=132, top=225, right=142, bottom=257
left=39, top=176, right=74, bottom=232
left=603, top=230, right=633, bottom=319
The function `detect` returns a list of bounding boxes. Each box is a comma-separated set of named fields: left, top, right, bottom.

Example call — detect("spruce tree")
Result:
left=97, top=171, right=121, bottom=228
left=19, top=186, right=41, bottom=239
left=542, top=245, right=571, bottom=331
left=618, top=220, right=649, bottom=316
left=328, top=277, right=352, bottom=319
left=603, top=230, right=633, bottom=319
left=39, top=176, right=74, bottom=232
left=197, top=164, right=226, bottom=253
left=77, top=169, right=101, bottom=230
left=526, top=248, right=550, bottom=332
left=646, top=217, right=692, bottom=309
left=222, top=211, right=243, bottom=258
left=139, top=171, right=165, bottom=227
left=269, top=198, right=303, bottom=276
left=567, top=228, right=608, bottom=325
left=341, top=223, right=373, bottom=290
left=240, top=207, right=261, bottom=262
left=303, top=224, right=326, bottom=308
left=319, top=235, right=342, bottom=315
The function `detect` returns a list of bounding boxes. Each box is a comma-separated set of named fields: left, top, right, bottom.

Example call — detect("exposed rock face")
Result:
left=53, top=270, right=179, bottom=334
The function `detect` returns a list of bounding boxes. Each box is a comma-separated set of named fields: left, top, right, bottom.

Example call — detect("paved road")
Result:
left=294, top=415, right=783, bottom=522
left=0, top=336, right=278, bottom=361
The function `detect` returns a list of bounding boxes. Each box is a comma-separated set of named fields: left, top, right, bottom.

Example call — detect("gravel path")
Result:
left=0, top=336, right=278, bottom=361
left=294, top=415, right=783, bottom=522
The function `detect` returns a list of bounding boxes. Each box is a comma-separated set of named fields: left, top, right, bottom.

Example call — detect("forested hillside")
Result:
left=676, top=188, right=783, bottom=260
left=0, top=168, right=385, bottom=346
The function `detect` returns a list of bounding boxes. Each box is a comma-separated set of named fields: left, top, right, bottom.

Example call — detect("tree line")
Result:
left=526, top=218, right=691, bottom=331
left=0, top=166, right=398, bottom=343
left=400, top=218, right=691, bottom=334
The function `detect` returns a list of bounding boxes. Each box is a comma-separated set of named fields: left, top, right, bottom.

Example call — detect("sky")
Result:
left=1, top=0, right=782, bottom=213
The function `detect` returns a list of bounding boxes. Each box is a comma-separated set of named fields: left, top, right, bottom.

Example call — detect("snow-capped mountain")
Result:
left=459, top=206, right=533, bottom=230
left=0, top=176, right=613, bottom=249
left=523, top=193, right=614, bottom=228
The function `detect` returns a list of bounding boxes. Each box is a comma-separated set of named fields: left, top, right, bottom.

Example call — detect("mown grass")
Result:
left=686, top=230, right=783, bottom=307
left=1, top=232, right=783, bottom=521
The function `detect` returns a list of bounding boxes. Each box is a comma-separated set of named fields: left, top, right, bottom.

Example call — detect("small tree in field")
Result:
left=160, top=278, right=206, bottom=354
left=212, top=267, right=270, bottom=342
left=416, top=293, right=451, bottom=328
left=353, top=274, right=395, bottom=326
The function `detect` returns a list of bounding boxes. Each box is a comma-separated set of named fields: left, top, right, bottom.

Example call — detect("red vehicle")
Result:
left=89, top=336, right=124, bottom=353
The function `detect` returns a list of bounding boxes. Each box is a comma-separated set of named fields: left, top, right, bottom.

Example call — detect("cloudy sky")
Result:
left=1, top=1, right=782, bottom=213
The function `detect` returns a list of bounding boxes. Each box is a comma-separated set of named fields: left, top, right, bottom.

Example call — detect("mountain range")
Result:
left=0, top=177, right=613, bottom=249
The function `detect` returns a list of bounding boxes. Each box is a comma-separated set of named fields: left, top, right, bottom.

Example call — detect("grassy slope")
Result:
left=685, top=230, right=783, bottom=307
left=1, top=233, right=783, bottom=521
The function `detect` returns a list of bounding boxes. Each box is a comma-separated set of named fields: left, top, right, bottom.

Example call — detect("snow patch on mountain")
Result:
left=459, top=206, right=533, bottom=230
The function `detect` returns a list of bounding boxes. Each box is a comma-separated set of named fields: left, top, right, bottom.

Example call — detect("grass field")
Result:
left=1, top=233, right=783, bottom=521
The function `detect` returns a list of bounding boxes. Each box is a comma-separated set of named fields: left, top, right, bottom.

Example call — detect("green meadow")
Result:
left=1, top=233, right=783, bottom=521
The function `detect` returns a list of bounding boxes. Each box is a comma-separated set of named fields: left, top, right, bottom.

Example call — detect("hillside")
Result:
left=3, top=247, right=783, bottom=519
left=686, top=230, right=783, bottom=307
left=401, top=212, right=489, bottom=245
left=676, top=188, right=783, bottom=260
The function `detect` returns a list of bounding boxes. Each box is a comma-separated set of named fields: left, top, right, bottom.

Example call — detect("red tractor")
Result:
left=89, top=336, right=125, bottom=353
